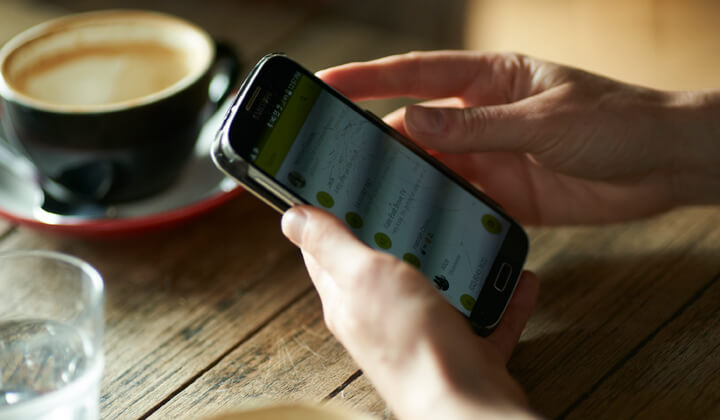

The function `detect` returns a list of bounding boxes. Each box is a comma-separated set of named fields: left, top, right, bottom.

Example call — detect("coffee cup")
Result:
left=0, top=10, right=240, bottom=204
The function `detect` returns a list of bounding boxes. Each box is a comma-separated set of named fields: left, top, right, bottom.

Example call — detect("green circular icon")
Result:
left=374, top=232, right=392, bottom=249
left=402, top=253, right=421, bottom=269
left=481, top=214, right=502, bottom=234
left=345, top=212, right=364, bottom=229
left=460, top=294, right=476, bottom=311
left=316, top=191, right=334, bottom=208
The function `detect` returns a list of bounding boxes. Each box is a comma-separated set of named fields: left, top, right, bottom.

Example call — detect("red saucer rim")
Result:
left=0, top=186, right=244, bottom=237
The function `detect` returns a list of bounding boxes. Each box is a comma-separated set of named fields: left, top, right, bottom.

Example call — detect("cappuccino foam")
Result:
left=12, top=43, right=190, bottom=106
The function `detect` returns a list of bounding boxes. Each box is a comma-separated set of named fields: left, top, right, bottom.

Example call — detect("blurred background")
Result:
left=2, top=0, right=720, bottom=116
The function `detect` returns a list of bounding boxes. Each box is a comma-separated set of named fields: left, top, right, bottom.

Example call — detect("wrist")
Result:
left=387, top=346, right=536, bottom=420
left=665, top=90, right=720, bottom=206
left=376, top=325, right=536, bottom=420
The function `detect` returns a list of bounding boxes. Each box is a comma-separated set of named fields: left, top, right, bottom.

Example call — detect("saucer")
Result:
left=0, top=99, right=243, bottom=237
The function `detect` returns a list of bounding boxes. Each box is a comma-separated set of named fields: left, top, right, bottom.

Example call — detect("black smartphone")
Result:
left=212, top=54, right=529, bottom=335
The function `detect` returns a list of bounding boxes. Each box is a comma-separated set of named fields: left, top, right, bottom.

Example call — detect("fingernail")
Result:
left=281, top=207, right=307, bottom=245
left=405, top=105, right=445, bottom=135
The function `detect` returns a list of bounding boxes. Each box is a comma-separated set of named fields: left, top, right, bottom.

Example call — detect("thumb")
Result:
left=281, top=206, right=373, bottom=283
left=403, top=103, right=550, bottom=154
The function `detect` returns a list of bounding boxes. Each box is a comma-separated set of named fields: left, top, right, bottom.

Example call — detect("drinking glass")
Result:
left=0, top=250, right=104, bottom=420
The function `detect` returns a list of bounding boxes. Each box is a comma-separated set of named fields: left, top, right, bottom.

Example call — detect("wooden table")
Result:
left=2, top=2, right=720, bottom=418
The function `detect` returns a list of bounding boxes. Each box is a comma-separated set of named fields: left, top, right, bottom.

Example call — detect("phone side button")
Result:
left=493, top=263, right=513, bottom=292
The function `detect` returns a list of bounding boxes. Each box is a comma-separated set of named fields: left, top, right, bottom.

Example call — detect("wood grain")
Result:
left=568, top=272, right=720, bottom=418
left=0, top=196, right=315, bottom=419
left=147, top=292, right=364, bottom=420
left=512, top=207, right=720, bottom=418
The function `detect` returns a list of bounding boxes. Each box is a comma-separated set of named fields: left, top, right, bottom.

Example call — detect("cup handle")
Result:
left=206, top=41, right=242, bottom=111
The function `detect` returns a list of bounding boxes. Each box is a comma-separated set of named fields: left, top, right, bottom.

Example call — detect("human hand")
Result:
left=318, top=51, right=720, bottom=225
left=282, top=206, right=540, bottom=420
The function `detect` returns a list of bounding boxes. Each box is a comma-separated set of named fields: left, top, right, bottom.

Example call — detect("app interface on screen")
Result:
left=252, top=71, right=509, bottom=315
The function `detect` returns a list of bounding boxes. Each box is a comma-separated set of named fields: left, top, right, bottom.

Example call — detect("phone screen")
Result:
left=237, top=70, right=510, bottom=315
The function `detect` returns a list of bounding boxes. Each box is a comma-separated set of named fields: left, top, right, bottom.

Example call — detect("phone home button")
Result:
left=493, top=263, right=513, bottom=292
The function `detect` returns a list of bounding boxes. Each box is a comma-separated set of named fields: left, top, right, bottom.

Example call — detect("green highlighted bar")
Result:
left=254, top=75, right=321, bottom=176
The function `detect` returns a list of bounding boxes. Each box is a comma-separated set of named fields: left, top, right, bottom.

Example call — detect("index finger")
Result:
left=317, top=50, right=521, bottom=104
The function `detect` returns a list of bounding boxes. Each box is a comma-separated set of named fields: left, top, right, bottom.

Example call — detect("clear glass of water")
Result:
left=0, top=250, right=104, bottom=420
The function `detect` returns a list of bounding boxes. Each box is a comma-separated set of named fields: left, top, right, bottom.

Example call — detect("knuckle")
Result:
left=403, top=50, right=425, bottom=61
left=500, top=51, right=527, bottom=63
left=359, top=253, right=426, bottom=299
left=353, top=250, right=390, bottom=275
left=363, top=252, right=401, bottom=282
left=464, top=106, right=489, bottom=138
left=403, top=51, right=426, bottom=92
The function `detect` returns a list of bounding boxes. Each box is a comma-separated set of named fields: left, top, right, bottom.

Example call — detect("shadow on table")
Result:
left=510, top=251, right=720, bottom=418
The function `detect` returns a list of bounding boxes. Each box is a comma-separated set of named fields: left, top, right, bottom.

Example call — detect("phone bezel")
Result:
left=212, top=53, right=529, bottom=335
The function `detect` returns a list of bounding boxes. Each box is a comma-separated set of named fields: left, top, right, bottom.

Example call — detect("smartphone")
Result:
left=212, top=54, right=529, bottom=335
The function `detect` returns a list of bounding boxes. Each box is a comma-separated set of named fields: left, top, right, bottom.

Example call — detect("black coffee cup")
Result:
left=0, top=10, right=240, bottom=203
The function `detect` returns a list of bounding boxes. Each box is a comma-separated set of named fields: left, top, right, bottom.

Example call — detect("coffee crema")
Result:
left=10, top=43, right=190, bottom=106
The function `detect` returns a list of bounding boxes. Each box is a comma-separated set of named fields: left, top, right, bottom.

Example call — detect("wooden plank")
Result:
left=147, top=292, right=366, bottom=420
left=566, top=273, right=720, bottom=418
left=0, top=195, right=314, bottom=419
left=511, top=207, right=720, bottom=418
